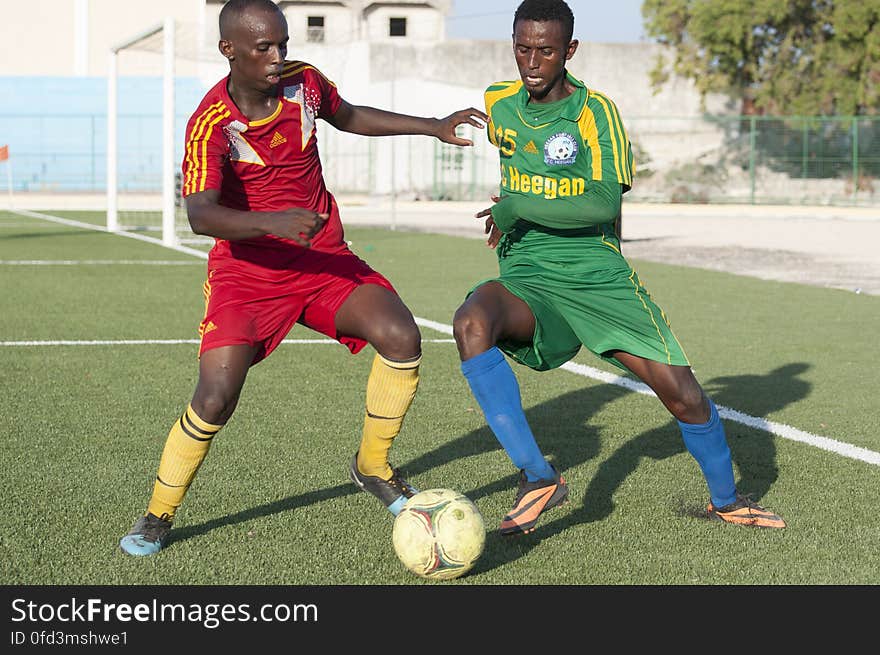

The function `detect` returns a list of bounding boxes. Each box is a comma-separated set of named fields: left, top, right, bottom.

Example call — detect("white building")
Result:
left=1, top=0, right=769, bottom=204
left=0, top=0, right=452, bottom=77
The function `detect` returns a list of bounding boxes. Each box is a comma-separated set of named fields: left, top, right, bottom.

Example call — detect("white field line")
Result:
left=415, top=320, right=880, bottom=466
left=11, top=210, right=880, bottom=467
left=559, top=361, right=880, bottom=466
left=0, top=260, right=203, bottom=265
left=2, top=338, right=456, bottom=346
left=11, top=209, right=209, bottom=259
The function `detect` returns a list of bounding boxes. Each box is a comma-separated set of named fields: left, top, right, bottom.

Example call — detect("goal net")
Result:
left=106, top=18, right=221, bottom=247
left=105, top=17, right=499, bottom=246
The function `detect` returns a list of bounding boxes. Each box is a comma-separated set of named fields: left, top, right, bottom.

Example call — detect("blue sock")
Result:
left=461, top=347, right=555, bottom=482
left=678, top=399, right=737, bottom=508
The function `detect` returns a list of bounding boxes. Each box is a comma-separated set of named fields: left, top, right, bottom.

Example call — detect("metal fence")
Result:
left=1, top=113, right=878, bottom=206
left=626, top=115, right=880, bottom=206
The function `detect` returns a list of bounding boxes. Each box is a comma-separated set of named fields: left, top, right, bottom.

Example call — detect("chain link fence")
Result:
left=2, top=113, right=878, bottom=206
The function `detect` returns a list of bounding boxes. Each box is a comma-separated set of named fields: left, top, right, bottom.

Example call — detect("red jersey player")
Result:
left=120, top=0, right=488, bottom=556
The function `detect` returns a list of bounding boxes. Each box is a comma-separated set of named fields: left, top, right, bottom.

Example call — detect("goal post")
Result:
left=106, top=17, right=208, bottom=247
left=161, top=17, right=177, bottom=246
left=106, top=18, right=175, bottom=243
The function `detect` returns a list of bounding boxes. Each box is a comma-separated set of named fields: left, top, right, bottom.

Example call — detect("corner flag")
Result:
left=1, top=145, right=11, bottom=207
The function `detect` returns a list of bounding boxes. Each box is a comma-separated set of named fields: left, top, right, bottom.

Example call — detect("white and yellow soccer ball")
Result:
left=392, top=488, right=486, bottom=581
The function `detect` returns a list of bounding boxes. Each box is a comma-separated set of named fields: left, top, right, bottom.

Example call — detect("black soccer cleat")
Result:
left=349, top=452, right=418, bottom=516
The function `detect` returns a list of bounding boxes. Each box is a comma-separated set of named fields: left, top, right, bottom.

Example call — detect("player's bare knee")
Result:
left=451, top=308, right=473, bottom=342
left=371, top=320, right=421, bottom=360
left=669, top=389, right=709, bottom=423
left=453, top=308, right=492, bottom=352
left=190, top=392, right=237, bottom=425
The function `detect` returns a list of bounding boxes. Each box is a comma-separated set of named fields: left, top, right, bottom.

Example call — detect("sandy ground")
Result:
left=4, top=194, right=878, bottom=295
left=340, top=200, right=880, bottom=296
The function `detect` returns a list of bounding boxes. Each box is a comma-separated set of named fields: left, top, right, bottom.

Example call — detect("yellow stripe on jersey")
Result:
left=593, top=91, right=632, bottom=182
left=589, top=93, right=623, bottom=185
left=184, top=101, right=230, bottom=195
left=577, top=105, right=603, bottom=181
left=196, top=110, right=229, bottom=193
left=281, top=60, right=337, bottom=87
left=197, top=109, right=229, bottom=194
left=183, top=101, right=223, bottom=195
left=249, top=100, right=283, bottom=127
left=484, top=80, right=521, bottom=146
left=591, top=90, right=633, bottom=187
left=514, top=106, right=555, bottom=130
left=601, top=91, right=633, bottom=187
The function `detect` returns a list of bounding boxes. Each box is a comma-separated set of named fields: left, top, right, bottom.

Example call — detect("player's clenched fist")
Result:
left=268, top=208, right=329, bottom=247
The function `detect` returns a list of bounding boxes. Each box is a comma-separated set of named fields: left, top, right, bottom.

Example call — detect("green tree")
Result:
left=642, top=0, right=880, bottom=115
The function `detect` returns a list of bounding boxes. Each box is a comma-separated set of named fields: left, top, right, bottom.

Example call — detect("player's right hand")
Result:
left=436, top=107, right=489, bottom=146
left=270, top=208, right=329, bottom=247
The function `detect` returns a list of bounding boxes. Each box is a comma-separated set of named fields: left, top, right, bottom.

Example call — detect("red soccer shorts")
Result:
left=197, top=247, right=395, bottom=365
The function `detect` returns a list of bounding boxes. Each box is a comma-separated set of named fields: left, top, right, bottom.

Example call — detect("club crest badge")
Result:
left=544, top=132, right=578, bottom=165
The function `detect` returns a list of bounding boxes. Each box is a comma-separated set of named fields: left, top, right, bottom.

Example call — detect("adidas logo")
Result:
left=523, top=140, right=539, bottom=154
left=269, top=131, right=287, bottom=148
left=201, top=321, right=218, bottom=335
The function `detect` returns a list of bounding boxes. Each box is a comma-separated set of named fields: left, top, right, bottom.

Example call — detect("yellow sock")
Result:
left=356, top=353, right=421, bottom=479
left=146, top=404, right=223, bottom=521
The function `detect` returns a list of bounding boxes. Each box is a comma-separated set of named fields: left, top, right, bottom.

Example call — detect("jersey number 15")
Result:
left=494, top=126, right=517, bottom=156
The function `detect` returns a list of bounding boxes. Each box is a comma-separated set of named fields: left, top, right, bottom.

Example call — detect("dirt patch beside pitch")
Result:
left=342, top=200, right=880, bottom=296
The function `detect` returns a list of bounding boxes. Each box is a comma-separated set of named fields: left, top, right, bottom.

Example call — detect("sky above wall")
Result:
left=446, top=0, right=648, bottom=43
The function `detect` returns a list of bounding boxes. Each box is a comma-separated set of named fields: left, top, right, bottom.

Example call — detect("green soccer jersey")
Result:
left=484, top=71, right=634, bottom=233
left=472, top=72, right=689, bottom=372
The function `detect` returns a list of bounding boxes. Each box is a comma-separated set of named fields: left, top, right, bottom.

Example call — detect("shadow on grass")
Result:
left=468, top=362, right=811, bottom=576
left=167, top=484, right=358, bottom=548
left=168, top=362, right=810, bottom=574
left=0, top=229, right=102, bottom=240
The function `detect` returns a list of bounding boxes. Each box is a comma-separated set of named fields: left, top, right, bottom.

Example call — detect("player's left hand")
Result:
left=435, top=108, right=489, bottom=146
left=476, top=194, right=503, bottom=249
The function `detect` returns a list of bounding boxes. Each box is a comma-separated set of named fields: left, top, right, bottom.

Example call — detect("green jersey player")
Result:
left=453, top=0, right=785, bottom=536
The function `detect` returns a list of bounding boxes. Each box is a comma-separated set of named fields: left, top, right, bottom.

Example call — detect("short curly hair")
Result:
left=513, top=0, right=575, bottom=43
left=220, top=0, right=284, bottom=37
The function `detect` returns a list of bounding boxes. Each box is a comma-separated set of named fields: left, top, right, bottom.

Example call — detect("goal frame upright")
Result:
left=106, top=17, right=177, bottom=246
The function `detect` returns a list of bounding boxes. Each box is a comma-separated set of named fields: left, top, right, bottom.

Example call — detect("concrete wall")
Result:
left=0, top=34, right=739, bottom=198
left=0, top=0, right=207, bottom=77
left=0, top=0, right=451, bottom=77
left=264, top=38, right=736, bottom=196
left=9, top=1, right=822, bottom=203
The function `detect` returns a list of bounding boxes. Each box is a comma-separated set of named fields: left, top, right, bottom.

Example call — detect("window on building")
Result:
left=389, top=17, right=407, bottom=37
left=307, top=16, right=325, bottom=43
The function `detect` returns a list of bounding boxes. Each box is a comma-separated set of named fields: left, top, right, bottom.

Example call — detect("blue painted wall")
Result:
left=0, top=77, right=208, bottom=192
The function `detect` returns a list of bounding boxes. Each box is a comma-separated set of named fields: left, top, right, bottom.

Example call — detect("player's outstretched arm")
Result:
left=186, top=189, right=327, bottom=247
left=487, top=180, right=622, bottom=234
left=326, top=99, right=487, bottom=146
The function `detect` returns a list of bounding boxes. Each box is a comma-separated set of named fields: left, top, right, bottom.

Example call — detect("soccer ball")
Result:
left=392, top=488, right=486, bottom=580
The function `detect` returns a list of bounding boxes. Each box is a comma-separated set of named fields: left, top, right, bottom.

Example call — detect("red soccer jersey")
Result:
left=181, top=60, right=345, bottom=262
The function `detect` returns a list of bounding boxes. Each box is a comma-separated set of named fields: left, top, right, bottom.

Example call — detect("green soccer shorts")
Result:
left=466, top=226, right=690, bottom=372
